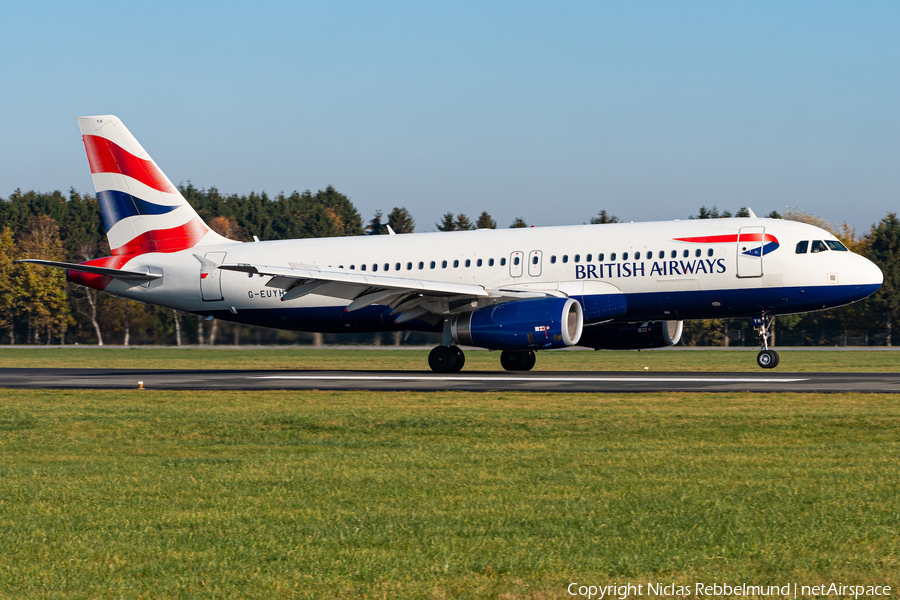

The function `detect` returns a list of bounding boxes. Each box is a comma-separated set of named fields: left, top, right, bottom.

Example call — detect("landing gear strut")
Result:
left=753, top=312, right=779, bottom=369
left=428, top=345, right=465, bottom=373
left=500, top=350, right=536, bottom=372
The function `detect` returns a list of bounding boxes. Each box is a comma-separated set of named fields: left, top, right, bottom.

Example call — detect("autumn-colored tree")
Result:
left=16, top=215, right=71, bottom=343
left=209, top=216, right=246, bottom=241
left=0, top=227, right=19, bottom=343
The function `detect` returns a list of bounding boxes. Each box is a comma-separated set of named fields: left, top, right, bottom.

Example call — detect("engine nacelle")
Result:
left=578, top=320, right=683, bottom=350
left=451, top=297, right=583, bottom=351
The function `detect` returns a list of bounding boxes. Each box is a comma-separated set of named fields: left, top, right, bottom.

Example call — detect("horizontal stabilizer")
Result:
left=16, top=259, right=163, bottom=282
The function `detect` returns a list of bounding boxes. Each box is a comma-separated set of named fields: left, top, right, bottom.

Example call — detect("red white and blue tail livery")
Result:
left=18, top=115, right=884, bottom=371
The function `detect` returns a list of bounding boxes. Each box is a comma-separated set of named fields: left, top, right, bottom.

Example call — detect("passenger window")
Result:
left=489, top=258, right=494, bottom=266
left=811, top=240, right=828, bottom=253
left=586, top=254, right=592, bottom=262
left=396, top=262, right=402, bottom=270
left=795, top=241, right=809, bottom=254
left=551, top=255, right=557, bottom=264
left=695, top=249, right=701, bottom=257
left=623, top=252, right=629, bottom=261
left=635, top=251, right=641, bottom=260
left=350, top=265, right=355, bottom=270
left=683, top=249, right=689, bottom=258
left=825, top=240, right=848, bottom=251
left=610, top=253, right=616, bottom=261
left=418, top=261, right=424, bottom=269
left=384, top=263, right=390, bottom=271
left=442, top=260, right=448, bottom=268
left=430, top=261, right=436, bottom=269
left=598, top=253, right=605, bottom=261
left=707, top=248, right=713, bottom=257
left=532, top=256, right=539, bottom=265
left=501, top=257, right=507, bottom=266
left=671, top=250, right=677, bottom=258
left=465, top=259, right=471, bottom=267
left=477, top=258, right=482, bottom=267
left=371, top=264, right=377, bottom=272
left=562, top=255, right=568, bottom=263
left=453, top=260, right=460, bottom=268
left=514, top=257, right=520, bottom=265
left=659, top=251, right=665, bottom=259
left=406, top=262, right=412, bottom=270
left=574, top=254, right=580, bottom=263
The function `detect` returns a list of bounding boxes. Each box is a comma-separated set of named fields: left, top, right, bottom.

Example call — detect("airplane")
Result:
left=20, top=115, right=883, bottom=372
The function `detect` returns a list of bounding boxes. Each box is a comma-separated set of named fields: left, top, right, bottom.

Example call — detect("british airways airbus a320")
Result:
left=21, top=116, right=883, bottom=372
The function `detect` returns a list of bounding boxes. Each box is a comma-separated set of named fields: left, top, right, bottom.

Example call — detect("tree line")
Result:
left=0, top=187, right=896, bottom=346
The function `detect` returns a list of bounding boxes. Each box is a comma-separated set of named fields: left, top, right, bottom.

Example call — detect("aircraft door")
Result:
left=736, top=226, right=764, bottom=278
left=200, top=252, right=226, bottom=301
left=528, top=250, right=542, bottom=277
left=509, top=251, right=524, bottom=277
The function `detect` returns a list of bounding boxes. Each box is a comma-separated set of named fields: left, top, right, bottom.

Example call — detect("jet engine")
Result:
left=451, top=297, right=583, bottom=351
left=578, top=320, right=683, bottom=350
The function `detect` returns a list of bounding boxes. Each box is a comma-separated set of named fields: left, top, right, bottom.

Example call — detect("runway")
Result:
left=1, top=368, right=898, bottom=393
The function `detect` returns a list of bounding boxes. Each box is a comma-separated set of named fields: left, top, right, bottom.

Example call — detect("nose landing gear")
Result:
left=753, top=313, right=779, bottom=369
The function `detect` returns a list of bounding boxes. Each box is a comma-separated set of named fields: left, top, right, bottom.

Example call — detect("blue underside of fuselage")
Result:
left=197, top=283, right=880, bottom=335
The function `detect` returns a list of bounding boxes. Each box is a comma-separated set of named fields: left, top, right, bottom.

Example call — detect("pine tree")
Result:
left=454, top=214, right=475, bottom=231
left=366, top=211, right=388, bottom=235
left=865, top=213, right=900, bottom=346
left=509, top=217, right=528, bottom=228
left=436, top=213, right=456, bottom=232
left=387, top=207, right=415, bottom=233
left=476, top=211, right=496, bottom=229
left=590, top=210, right=619, bottom=224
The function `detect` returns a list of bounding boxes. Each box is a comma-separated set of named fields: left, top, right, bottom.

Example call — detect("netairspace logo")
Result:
left=566, top=582, right=893, bottom=599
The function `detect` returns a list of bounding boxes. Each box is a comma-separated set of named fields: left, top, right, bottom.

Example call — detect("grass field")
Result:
left=1, top=346, right=899, bottom=372
left=0, top=389, right=897, bottom=598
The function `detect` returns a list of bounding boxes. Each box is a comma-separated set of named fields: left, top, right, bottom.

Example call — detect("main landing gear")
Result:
left=426, top=346, right=537, bottom=373
left=500, top=350, right=536, bottom=372
left=754, top=313, right=780, bottom=369
left=428, top=345, right=466, bottom=373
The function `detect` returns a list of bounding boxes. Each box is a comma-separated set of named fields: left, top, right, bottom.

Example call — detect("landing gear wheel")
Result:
left=757, top=349, right=779, bottom=369
left=500, top=350, right=536, bottom=372
left=524, top=351, right=536, bottom=371
left=450, top=346, right=466, bottom=371
left=428, top=346, right=458, bottom=373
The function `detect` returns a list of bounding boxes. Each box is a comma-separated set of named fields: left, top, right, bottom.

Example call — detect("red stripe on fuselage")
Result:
left=111, top=216, right=209, bottom=256
left=674, top=233, right=778, bottom=244
left=82, top=135, right=178, bottom=195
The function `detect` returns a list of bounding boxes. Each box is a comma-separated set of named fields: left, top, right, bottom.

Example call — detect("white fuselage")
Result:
left=99, top=217, right=882, bottom=336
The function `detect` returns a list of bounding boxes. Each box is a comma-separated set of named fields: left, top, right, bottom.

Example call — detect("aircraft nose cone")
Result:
left=854, top=256, right=883, bottom=286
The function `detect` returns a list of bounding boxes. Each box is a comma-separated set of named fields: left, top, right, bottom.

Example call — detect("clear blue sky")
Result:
left=2, top=1, right=897, bottom=233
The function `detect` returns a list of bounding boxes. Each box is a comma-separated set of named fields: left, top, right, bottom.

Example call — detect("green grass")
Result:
left=1, top=346, right=899, bottom=371
left=0, top=389, right=897, bottom=598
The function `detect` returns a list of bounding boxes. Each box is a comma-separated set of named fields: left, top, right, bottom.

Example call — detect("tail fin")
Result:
left=78, top=115, right=231, bottom=256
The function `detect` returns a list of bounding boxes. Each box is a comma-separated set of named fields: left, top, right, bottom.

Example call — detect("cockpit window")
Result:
left=825, top=240, right=848, bottom=251
left=810, top=240, right=828, bottom=253
left=795, top=241, right=809, bottom=254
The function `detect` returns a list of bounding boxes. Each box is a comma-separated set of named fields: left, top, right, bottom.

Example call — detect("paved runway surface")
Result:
left=1, top=368, right=898, bottom=393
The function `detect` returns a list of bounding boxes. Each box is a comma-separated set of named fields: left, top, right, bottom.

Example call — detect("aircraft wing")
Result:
left=15, top=259, right=163, bottom=282
left=218, top=262, right=555, bottom=324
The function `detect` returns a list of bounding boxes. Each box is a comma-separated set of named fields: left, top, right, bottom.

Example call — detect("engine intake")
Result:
left=452, top=297, right=583, bottom=351
left=578, top=320, right=683, bottom=350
